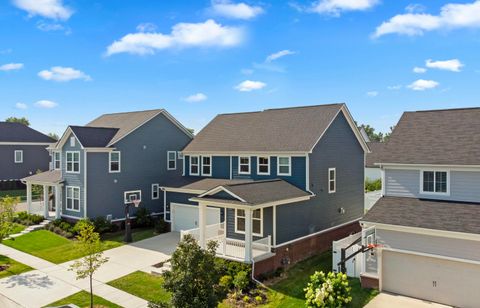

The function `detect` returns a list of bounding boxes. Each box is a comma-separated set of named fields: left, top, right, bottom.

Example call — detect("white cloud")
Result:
left=265, top=50, right=296, bottom=62
left=35, top=100, right=58, bottom=108
left=12, top=0, right=73, bottom=20
left=308, top=0, right=379, bottom=16
left=0, top=63, right=24, bottom=71
left=387, top=85, right=402, bottom=90
left=36, top=21, right=70, bottom=34
left=426, top=58, right=464, bottom=72
left=15, top=102, right=27, bottom=110
left=235, top=80, right=266, bottom=92
left=185, top=93, right=208, bottom=103
left=413, top=66, right=427, bottom=73
left=211, top=0, right=264, bottom=20
left=241, top=68, right=254, bottom=75
left=407, top=79, right=439, bottom=91
left=38, top=66, right=91, bottom=82
left=366, top=91, right=379, bottom=97
left=106, top=19, right=244, bottom=56
left=373, top=0, right=480, bottom=38
left=136, top=23, right=157, bottom=33
left=405, top=3, right=426, bottom=14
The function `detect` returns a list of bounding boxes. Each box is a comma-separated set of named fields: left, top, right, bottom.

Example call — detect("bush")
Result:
left=153, top=217, right=169, bottom=234
left=365, top=178, right=382, bottom=192
left=219, top=275, right=233, bottom=290
left=233, top=271, right=250, bottom=294
left=216, top=258, right=252, bottom=279
left=14, top=211, right=44, bottom=226
left=304, top=271, right=352, bottom=308
left=255, top=295, right=263, bottom=304
left=73, top=219, right=93, bottom=235
left=93, top=216, right=115, bottom=234
left=135, top=207, right=152, bottom=227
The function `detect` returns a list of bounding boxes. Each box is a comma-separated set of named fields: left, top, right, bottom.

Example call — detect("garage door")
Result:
left=171, top=203, right=220, bottom=232
left=382, top=250, right=480, bottom=308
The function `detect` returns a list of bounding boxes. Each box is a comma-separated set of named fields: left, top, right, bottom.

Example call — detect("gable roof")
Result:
left=379, top=107, right=480, bottom=166
left=0, top=122, right=55, bottom=143
left=366, top=142, right=385, bottom=168
left=183, top=103, right=368, bottom=153
left=69, top=126, right=119, bottom=148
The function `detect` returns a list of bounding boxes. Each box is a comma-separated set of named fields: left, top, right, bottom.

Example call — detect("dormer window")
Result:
left=257, top=156, right=270, bottom=175
left=421, top=171, right=448, bottom=194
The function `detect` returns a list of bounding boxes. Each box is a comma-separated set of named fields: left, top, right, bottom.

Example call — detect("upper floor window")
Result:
left=328, top=168, right=336, bottom=193
left=277, top=157, right=291, bottom=176
left=109, top=151, right=121, bottom=173
left=152, top=183, right=160, bottom=200
left=70, top=136, right=76, bottom=147
left=14, top=150, right=23, bottom=163
left=53, top=152, right=61, bottom=170
left=239, top=157, right=250, bottom=174
left=167, top=151, right=177, bottom=170
left=202, top=156, right=212, bottom=176
left=235, top=208, right=263, bottom=237
left=66, top=186, right=80, bottom=211
left=257, top=156, right=270, bottom=175
left=190, top=156, right=199, bottom=175
left=66, top=151, right=80, bottom=173
left=422, top=171, right=448, bottom=194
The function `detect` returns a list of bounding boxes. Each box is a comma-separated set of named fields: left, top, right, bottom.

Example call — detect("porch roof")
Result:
left=21, top=170, right=62, bottom=185
left=161, top=177, right=253, bottom=193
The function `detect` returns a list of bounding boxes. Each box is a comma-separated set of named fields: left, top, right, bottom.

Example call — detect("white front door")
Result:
left=171, top=203, right=220, bottom=231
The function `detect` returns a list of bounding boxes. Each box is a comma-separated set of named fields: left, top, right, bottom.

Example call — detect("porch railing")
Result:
left=180, top=222, right=225, bottom=242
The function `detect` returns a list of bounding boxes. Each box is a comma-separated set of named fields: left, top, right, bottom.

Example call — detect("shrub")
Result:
left=14, top=211, right=44, bottom=226
left=93, top=216, right=114, bottom=234
left=73, top=219, right=94, bottom=235
left=233, top=271, right=250, bottom=294
left=135, top=207, right=152, bottom=227
left=255, top=295, right=263, bottom=304
left=243, top=295, right=250, bottom=303
left=153, top=217, right=169, bottom=234
left=365, top=178, right=382, bottom=192
left=304, top=271, right=352, bottom=308
left=216, top=258, right=252, bottom=279
left=219, top=275, right=233, bottom=290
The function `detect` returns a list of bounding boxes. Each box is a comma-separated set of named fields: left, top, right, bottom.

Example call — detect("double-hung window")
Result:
left=235, top=208, right=262, bottom=236
left=66, top=186, right=80, bottom=211
left=167, top=151, right=176, bottom=170
left=152, top=184, right=159, bottom=200
left=239, top=157, right=250, bottom=174
left=328, top=168, right=336, bottom=193
left=66, top=151, right=80, bottom=173
left=14, top=150, right=23, bottom=163
left=190, top=156, right=199, bottom=175
left=202, top=156, right=212, bottom=176
left=53, top=152, right=61, bottom=170
left=422, top=171, right=448, bottom=194
left=277, top=157, right=291, bottom=176
left=257, top=156, right=270, bottom=175
left=109, top=151, right=121, bottom=173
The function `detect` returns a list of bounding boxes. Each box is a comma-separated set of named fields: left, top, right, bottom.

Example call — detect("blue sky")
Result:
left=1, top=0, right=479, bottom=136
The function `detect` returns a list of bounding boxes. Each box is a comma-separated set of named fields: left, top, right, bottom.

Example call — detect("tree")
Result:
left=48, top=133, right=59, bottom=141
left=0, top=196, right=19, bottom=242
left=187, top=128, right=195, bottom=135
left=383, top=125, right=396, bottom=142
left=69, top=224, right=108, bottom=308
left=5, top=117, right=30, bottom=126
left=358, top=124, right=384, bottom=142
left=163, top=235, right=221, bottom=308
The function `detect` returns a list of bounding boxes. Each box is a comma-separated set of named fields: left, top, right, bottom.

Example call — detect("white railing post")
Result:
left=55, top=185, right=61, bottom=219
left=244, top=208, right=253, bottom=263
left=268, top=235, right=271, bottom=251
left=199, top=203, right=206, bottom=249
left=26, top=182, right=32, bottom=214
left=43, top=185, right=49, bottom=218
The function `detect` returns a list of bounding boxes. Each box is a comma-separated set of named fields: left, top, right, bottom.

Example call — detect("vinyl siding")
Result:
left=62, top=133, right=85, bottom=218
left=226, top=207, right=273, bottom=241
left=0, top=144, right=51, bottom=181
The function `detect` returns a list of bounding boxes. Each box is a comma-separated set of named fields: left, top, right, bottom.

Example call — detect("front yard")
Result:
left=108, top=271, right=171, bottom=304
left=46, top=291, right=122, bottom=308
left=0, top=255, right=33, bottom=279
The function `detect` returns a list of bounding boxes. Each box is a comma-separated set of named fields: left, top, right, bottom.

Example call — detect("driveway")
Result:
left=366, top=293, right=451, bottom=308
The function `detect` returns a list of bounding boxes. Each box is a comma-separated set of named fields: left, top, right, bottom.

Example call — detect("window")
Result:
left=257, top=156, right=270, bottom=175
left=177, top=151, right=184, bottom=159
left=66, top=186, right=80, bottom=211
left=70, top=136, right=75, bottom=147
left=422, top=171, right=448, bottom=194
left=328, top=168, right=336, bottom=193
left=109, top=151, right=121, bottom=173
left=167, top=151, right=176, bottom=170
left=66, top=151, right=80, bottom=173
left=277, top=157, right=291, bottom=176
left=152, top=184, right=159, bottom=200
left=14, top=150, right=23, bottom=163
left=202, top=156, right=212, bottom=176
left=190, top=156, right=199, bottom=175
left=238, top=156, right=250, bottom=174
left=53, top=152, right=61, bottom=170
left=235, top=208, right=263, bottom=236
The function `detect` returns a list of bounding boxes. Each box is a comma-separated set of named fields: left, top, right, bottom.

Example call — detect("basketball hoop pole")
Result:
left=124, top=199, right=141, bottom=243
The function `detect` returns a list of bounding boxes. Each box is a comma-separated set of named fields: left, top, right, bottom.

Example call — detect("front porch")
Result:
left=21, top=170, right=63, bottom=219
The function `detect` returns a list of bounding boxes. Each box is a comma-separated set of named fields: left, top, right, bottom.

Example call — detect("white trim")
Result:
left=14, top=150, right=23, bottom=163
left=229, top=156, right=233, bottom=179
left=238, top=156, right=251, bottom=175
left=84, top=148, right=115, bottom=152
left=380, top=168, right=386, bottom=196
left=380, top=247, right=480, bottom=267
left=201, top=155, right=212, bottom=176
left=198, top=186, right=247, bottom=202
left=419, top=169, right=450, bottom=196
left=163, top=189, right=170, bottom=222
left=65, top=151, right=80, bottom=173
left=109, top=151, right=121, bottom=173
left=124, top=190, right=142, bottom=204
left=182, top=154, right=186, bottom=176
left=65, top=186, right=81, bottom=212
left=191, top=195, right=312, bottom=210
left=0, top=142, right=53, bottom=146
left=61, top=214, right=82, bottom=220
left=167, top=151, right=177, bottom=170
left=377, top=163, right=480, bottom=171
left=257, top=156, right=270, bottom=175
left=273, top=205, right=277, bottom=246
left=234, top=208, right=263, bottom=237
left=160, top=186, right=205, bottom=194
left=52, top=127, right=85, bottom=150
left=277, top=156, right=291, bottom=176
left=152, top=183, right=160, bottom=200
left=183, top=151, right=308, bottom=156
left=84, top=151, right=87, bottom=218
left=328, top=167, right=336, bottom=193
left=190, top=155, right=200, bottom=176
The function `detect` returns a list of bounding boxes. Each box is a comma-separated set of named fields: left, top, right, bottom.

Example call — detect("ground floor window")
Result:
left=235, top=208, right=262, bottom=237
left=66, top=186, right=80, bottom=211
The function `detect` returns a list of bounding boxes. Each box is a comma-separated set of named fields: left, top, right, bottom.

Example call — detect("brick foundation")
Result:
left=360, top=274, right=379, bottom=289
left=254, top=221, right=361, bottom=278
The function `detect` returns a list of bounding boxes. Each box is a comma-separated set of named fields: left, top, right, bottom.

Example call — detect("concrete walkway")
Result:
left=0, top=232, right=179, bottom=308
left=366, top=293, right=452, bottom=308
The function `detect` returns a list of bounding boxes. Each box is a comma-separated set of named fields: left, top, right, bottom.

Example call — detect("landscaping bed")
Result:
left=45, top=291, right=122, bottom=308
left=0, top=255, right=33, bottom=279
left=107, top=271, right=171, bottom=304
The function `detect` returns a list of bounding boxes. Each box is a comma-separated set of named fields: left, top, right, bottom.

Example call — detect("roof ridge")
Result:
left=263, top=103, right=344, bottom=112
left=225, top=179, right=283, bottom=187
left=408, top=107, right=480, bottom=113
left=71, top=125, right=119, bottom=130
left=99, top=108, right=164, bottom=116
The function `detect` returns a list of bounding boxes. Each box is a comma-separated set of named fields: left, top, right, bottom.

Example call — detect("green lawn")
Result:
left=101, top=227, right=158, bottom=243
left=46, top=291, right=122, bottom=308
left=261, top=251, right=378, bottom=308
left=0, top=255, right=33, bottom=279
left=3, top=230, right=122, bottom=264
left=107, top=271, right=171, bottom=304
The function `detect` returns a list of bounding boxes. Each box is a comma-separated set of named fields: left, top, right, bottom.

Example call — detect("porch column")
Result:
left=55, top=185, right=61, bottom=219
left=244, top=208, right=253, bottom=263
left=199, top=203, right=207, bottom=248
left=26, top=182, right=32, bottom=214
left=43, top=185, right=49, bottom=218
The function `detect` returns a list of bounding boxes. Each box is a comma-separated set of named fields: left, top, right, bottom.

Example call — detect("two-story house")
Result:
left=360, top=107, right=480, bottom=307
left=0, top=122, right=55, bottom=188
left=22, top=109, right=193, bottom=221
left=161, top=103, right=369, bottom=275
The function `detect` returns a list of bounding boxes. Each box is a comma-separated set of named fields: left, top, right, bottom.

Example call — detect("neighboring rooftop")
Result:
left=362, top=196, right=480, bottom=235
left=0, top=122, right=55, bottom=143
left=366, top=142, right=385, bottom=168
left=70, top=126, right=119, bottom=148
left=183, top=103, right=348, bottom=153
left=379, top=107, right=480, bottom=166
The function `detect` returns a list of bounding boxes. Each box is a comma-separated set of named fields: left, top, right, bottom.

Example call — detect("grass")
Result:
left=8, top=223, right=26, bottom=235
left=3, top=230, right=122, bottom=264
left=46, top=291, right=122, bottom=308
left=260, top=251, right=378, bottom=308
left=107, top=271, right=171, bottom=304
left=101, top=227, right=158, bottom=243
left=0, top=255, right=33, bottom=279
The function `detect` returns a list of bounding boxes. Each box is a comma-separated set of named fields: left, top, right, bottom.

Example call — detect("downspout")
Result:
left=251, top=259, right=266, bottom=288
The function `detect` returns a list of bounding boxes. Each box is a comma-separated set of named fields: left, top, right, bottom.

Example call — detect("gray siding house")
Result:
left=360, top=107, right=480, bottom=308
left=162, top=103, right=369, bottom=274
left=0, top=122, right=55, bottom=184
left=22, top=109, right=193, bottom=221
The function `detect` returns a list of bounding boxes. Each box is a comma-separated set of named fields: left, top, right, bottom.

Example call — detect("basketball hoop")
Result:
left=132, top=199, right=141, bottom=208
left=367, top=243, right=382, bottom=249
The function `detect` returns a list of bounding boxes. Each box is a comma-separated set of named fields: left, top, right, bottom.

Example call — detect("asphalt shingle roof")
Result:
left=0, top=122, right=55, bottom=143
left=22, top=170, right=62, bottom=184
left=366, top=142, right=385, bottom=168
left=70, top=126, right=119, bottom=148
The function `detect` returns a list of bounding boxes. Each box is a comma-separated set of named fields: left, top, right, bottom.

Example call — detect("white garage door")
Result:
left=171, top=203, right=220, bottom=232
left=382, top=250, right=480, bottom=308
